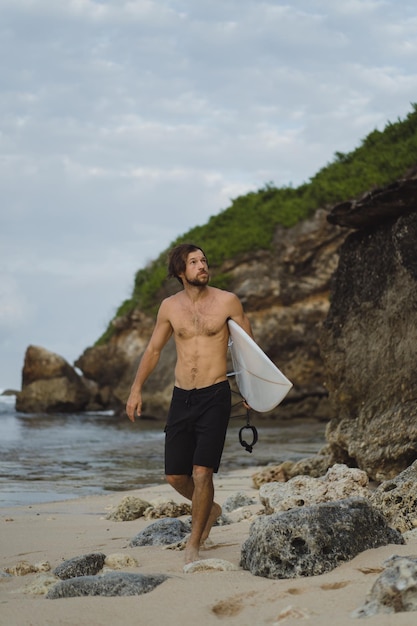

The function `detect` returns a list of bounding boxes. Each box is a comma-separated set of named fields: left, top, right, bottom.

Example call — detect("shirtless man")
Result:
left=126, top=243, right=253, bottom=564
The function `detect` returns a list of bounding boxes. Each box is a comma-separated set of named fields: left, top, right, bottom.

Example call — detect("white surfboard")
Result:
left=227, top=319, right=293, bottom=412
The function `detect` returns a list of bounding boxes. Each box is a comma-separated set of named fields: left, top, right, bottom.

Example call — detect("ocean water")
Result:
left=0, top=393, right=326, bottom=507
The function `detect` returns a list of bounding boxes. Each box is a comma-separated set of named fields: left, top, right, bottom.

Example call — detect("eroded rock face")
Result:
left=15, top=208, right=347, bottom=418
left=370, top=460, right=417, bottom=533
left=46, top=572, right=167, bottom=599
left=240, top=498, right=404, bottom=579
left=352, top=555, right=417, bottom=618
left=259, top=464, right=371, bottom=514
left=16, top=346, right=92, bottom=413
left=74, top=209, right=347, bottom=418
left=321, top=180, right=417, bottom=480
left=252, top=450, right=334, bottom=488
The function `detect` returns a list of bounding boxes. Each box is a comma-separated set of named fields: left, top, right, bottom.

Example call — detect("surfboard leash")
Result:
left=239, top=409, right=258, bottom=453
left=231, top=391, right=258, bottom=454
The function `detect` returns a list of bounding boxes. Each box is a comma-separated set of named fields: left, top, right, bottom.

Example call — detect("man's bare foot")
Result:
left=184, top=541, right=200, bottom=564
left=201, top=502, right=222, bottom=543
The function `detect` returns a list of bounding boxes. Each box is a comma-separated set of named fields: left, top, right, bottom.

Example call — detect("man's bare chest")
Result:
left=172, top=306, right=225, bottom=339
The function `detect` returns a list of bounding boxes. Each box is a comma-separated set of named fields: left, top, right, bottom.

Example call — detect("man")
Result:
left=126, top=243, right=253, bottom=564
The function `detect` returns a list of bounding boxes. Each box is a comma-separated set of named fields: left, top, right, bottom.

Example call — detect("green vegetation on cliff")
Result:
left=99, top=104, right=417, bottom=343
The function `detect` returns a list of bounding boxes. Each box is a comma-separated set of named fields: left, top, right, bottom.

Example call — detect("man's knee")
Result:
left=166, top=473, right=189, bottom=489
left=192, top=465, right=214, bottom=485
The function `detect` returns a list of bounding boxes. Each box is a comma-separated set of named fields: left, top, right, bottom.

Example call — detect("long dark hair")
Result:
left=168, top=243, right=208, bottom=285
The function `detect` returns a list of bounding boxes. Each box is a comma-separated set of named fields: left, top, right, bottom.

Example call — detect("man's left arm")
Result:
left=228, top=294, right=254, bottom=338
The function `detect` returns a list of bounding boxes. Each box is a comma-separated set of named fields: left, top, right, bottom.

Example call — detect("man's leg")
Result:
left=166, top=466, right=221, bottom=562
left=186, top=465, right=214, bottom=563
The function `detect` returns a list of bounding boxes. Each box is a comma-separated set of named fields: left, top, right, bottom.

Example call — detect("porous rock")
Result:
left=24, top=574, right=59, bottom=596
left=252, top=451, right=333, bottom=488
left=106, top=495, right=151, bottom=521
left=352, top=555, right=417, bottom=617
left=183, top=559, right=239, bottom=574
left=404, top=528, right=417, bottom=543
left=53, top=553, right=106, bottom=580
left=143, top=500, right=192, bottom=519
left=46, top=572, right=167, bottom=599
left=5, top=560, right=51, bottom=576
left=259, top=464, right=371, bottom=514
left=130, top=517, right=191, bottom=547
left=370, top=460, right=417, bottom=533
left=5, top=561, right=38, bottom=576
left=222, top=491, right=257, bottom=513
left=104, top=553, right=138, bottom=569
left=240, top=498, right=404, bottom=579
left=252, top=463, right=292, bottom=488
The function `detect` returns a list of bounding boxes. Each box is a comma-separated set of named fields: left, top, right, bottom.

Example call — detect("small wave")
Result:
left=0, top=393, right=17, bottom=407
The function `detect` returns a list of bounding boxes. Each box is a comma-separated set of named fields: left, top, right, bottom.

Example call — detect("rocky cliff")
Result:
left=77, top=208, right=347, bottom=420
left=17, top=206, right=345, bottom=419
left=320, top=174, right=417, bottom=480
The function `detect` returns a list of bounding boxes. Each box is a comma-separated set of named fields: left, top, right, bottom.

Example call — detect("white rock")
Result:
left=183, top=558, right=239, bottom=574
left=260, top=463, right=371, bottom=514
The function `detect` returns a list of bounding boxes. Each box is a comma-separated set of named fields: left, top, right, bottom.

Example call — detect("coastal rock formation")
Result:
left=321, top=176, right=417, bottom=480
left=259, top=464, right=371, bottom=514
left=222, top=492, right=257, bottom=513
left=17, top=206, right=346, bottom=417
left=46, top=572, right=168, bottom=599
left=143, top=500, right=192, bottom=520
left=4, top=560, right=51, bottom=576
left=106, top=496, right=192, bottom=521
left=251, top=451, right=339, bottom=488
left=369, top=460, right=417, bottom=533
left=104, top=554, right=138, bottom=569
left=183, top=559, right=239, bottom=574
left=53, top=553, right=106, bottom=580
left=130, top=517, right=191, bottom=547
left=352, top=555, right=417, bottom=618
left=15, top=346, right=92, bottom=413
left=240, top=498, right=404, bottom=579
left=105, top=496, right=151, bottom=522
left=72, top=208, right=346, bottom=419
left=14, top=171, right=417, bottom=487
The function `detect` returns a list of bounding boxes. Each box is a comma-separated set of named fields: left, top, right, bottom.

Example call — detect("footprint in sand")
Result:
left=212, top=591, right=257, bottom=617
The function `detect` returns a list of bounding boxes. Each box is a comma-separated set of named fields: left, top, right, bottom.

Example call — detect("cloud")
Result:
left=1, top=0, right=417, bottom=388
left=0, top=274, right=31, bottom=328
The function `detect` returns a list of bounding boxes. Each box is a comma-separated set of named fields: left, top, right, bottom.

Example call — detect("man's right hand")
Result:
left=126, top=390, right=142, bottom=423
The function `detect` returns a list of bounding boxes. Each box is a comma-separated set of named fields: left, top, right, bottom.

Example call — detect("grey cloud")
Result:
left=1, top=0, right=417, bottom=388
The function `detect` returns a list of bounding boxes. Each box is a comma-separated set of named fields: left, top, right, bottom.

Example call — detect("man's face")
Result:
left=182, top=250, right=209, bottom=287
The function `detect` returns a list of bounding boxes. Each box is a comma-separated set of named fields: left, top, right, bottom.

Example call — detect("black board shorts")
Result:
left=164, top=380, right=232, bottom=475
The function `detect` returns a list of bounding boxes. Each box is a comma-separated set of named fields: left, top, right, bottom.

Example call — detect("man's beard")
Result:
left=184, top=273, right=209, bottom=287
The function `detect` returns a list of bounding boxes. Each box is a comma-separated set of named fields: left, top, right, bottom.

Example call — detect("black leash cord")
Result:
left=230, top=391, right=259, bottom=454
left=238, top=406, right=258, bottom=453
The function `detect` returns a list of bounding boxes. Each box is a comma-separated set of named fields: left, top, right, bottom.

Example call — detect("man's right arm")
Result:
left=125, top=301, right=173, bottom=422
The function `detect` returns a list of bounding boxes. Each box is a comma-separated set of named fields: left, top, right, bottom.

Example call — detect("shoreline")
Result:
left=0, top=409, right=327, bottom=508
left=1, top=467, right=416, bottom=625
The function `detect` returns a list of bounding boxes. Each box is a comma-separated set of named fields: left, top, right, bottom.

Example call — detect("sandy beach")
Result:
left=1, top=467, right=416, bottom=626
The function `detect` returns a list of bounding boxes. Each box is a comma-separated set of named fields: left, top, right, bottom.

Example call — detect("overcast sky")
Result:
left=1, top=0, right=417, bottom=390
